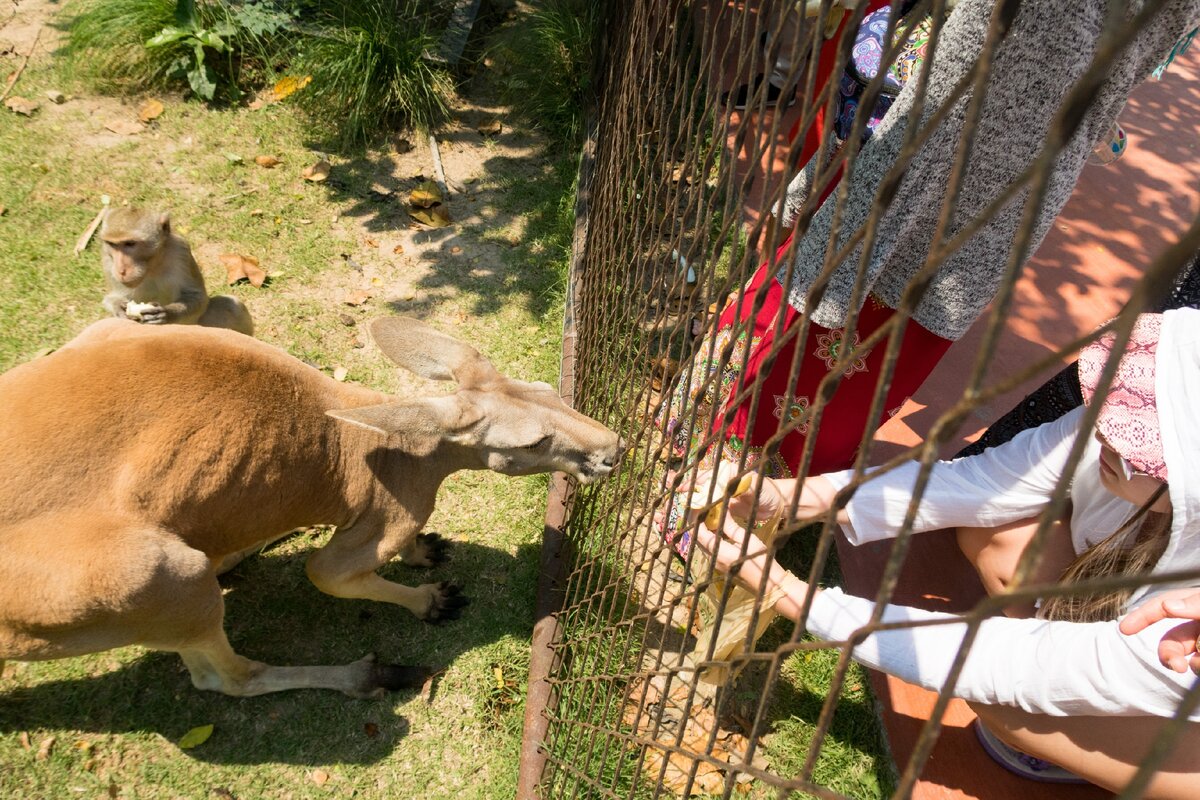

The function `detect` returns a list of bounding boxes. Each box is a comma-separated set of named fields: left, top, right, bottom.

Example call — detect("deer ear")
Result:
left=327, top=396, right=484, bottom=441
left=369, top=316, right=500, bottom=388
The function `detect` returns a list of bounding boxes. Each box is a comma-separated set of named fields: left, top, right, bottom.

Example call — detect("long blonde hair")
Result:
left=1038, top=484, right=1171, bottom=623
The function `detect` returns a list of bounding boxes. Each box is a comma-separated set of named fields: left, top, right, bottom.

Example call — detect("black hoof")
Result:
left=417, top=532, right=452, bottom=566
left=426, top=581, right=470, bottom=623
left=370, top=663, right=433, bottom=691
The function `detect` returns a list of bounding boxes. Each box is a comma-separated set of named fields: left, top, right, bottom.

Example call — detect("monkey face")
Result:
left=103, top=239, right=153, bottom=287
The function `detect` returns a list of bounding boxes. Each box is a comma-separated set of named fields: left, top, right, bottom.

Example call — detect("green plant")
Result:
left=289, top=0, right=454, bottom=147
left=147, top=0, right=292, bottom=100
left=492, top=0, right=603, bottom=150
left=65, top=0, right=293, bottom=100
left=64, top=0, right=180, bottom=91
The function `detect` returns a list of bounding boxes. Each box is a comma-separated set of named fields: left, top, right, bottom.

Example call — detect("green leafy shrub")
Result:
left=66, top=0, right=292, bottom=100
left=492, top=0, right=602, bottom=150
left=288, top=0, right=454, bottom=147
left=146, top=0, right=292, bottom=100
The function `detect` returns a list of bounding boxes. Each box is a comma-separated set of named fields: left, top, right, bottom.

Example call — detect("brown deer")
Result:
left=0, top=316, right=621, bottom=698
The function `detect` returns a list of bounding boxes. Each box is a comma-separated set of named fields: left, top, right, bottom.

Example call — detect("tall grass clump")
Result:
left=492, top=0, right=603, bottom=150
left=64, top=0, right=180, bottom=91
left=289, top=0, right=454, bottom=147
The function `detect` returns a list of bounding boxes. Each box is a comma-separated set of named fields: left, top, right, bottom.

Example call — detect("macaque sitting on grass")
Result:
left=100, top=208, right=254, bottom=336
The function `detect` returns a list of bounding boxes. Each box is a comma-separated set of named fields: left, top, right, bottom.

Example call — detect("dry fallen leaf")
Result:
left=105, top=119, right=145, bottom=135
left=301, top=159, right=331, bottom=182
left=477, top=119, right=502, bottom=136
left=364, top=238, right=378, bottom=248
left=178, top=724, right=213, bottom=749
left=309, top=768, right=330, bottom=786
left=392, top=244, right=404, bottom=255
left=36, top=735, right=56, bottom=761
left=408, top=179, right=442, bottom=209
left=138, top=99, right=165, bottom=123
left=219, top=253, right=267, bottom=288
left=407, top=204, right=451, bottom=228
left=255, top=155, right=281, bottom=168
left=270, top=74, right=312, bottom=101
left=450, top=245, right=463, bottom=255
left=5, top=96, right=38, bottom=116
left=344, top=289, right=371, bottom=306
left=338, top=313, right=355, bottom=326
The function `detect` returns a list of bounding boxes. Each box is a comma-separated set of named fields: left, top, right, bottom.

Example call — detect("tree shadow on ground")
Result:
left=301, top=115, right=575, bottom=323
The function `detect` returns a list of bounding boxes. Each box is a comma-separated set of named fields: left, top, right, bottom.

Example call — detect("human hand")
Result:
left=693, top=512, right=812, bottom=622
left=1119, top=590, right=1200, bottom=675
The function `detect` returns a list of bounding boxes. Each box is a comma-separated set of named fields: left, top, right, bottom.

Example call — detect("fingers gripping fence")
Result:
left=520, top=1, right=1200, bottom=798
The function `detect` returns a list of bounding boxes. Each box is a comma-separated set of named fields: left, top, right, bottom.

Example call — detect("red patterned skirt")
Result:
left=658, top=250, right=953, bottom=481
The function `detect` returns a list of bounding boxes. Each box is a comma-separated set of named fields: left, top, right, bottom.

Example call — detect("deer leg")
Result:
left=175, top=631, right=427, bottom=698
left=305, top=519, right=469, bottom=622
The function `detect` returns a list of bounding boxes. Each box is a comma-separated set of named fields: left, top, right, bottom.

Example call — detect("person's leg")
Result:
left=971, top=703, right=1200, bottom=798
left=955, top=514, right=1077, bottom=617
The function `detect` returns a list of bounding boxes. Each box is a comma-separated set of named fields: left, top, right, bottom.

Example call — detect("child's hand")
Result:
left=1120, top=590, right=1200, bottom=675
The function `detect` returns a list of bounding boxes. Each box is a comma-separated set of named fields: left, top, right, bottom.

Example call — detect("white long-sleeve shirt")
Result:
left=809, top=404, right=1200, bottom=718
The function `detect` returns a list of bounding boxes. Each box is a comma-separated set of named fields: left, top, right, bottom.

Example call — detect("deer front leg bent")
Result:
left=305, top=516, right=469, bottom=622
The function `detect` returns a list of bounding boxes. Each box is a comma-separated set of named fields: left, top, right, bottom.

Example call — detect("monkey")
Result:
left=100, top=208, right=254, bottom=336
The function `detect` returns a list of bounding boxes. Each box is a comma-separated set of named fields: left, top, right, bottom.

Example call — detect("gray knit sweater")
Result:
left=779, top=0, right=1200, bottom=340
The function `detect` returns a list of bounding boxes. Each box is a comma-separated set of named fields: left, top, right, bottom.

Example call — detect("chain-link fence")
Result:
left=519, top=1, right=1200, bottom=797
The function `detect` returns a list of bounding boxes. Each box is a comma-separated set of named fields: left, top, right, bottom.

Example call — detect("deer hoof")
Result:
left=424, top=581, right=470, bottom=623
left=414, top=532, right=452, bottom=567
left=348, top=654, right=432, bottom=697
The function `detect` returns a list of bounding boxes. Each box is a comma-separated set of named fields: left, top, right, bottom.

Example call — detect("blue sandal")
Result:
left=973, top=719, right=1089, bottom=784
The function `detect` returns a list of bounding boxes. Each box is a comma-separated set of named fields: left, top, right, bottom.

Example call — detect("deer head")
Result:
left=327, top=317, right=623, bottom=484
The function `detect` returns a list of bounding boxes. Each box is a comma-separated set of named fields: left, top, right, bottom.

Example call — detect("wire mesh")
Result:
left=524, top=1, right=1200, bottom=798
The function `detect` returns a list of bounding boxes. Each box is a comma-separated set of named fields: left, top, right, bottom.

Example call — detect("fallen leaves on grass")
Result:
left=344, top=289, right=372, bottom=306
left=408, top=179, right=442, bottom=208
left=271, top=75, right=311, bottom=101
left=622, top=679, right=768, bottom=795
left=224, top=152, right=245, bottom=164
left=220, top=253, right=267, bottom=287
left=138, top=99, right=164, bottom=123
left=178, top=724, right=214, bottom=749
left=301, top=159, right=331, bottom=182
left=4, top=96, right=37, bottom=115
left=309, top=768, right=330, bottom=786
left=255, top=155, right=281, bottom=169
left=105, top=119, right=145, bottom=135
left=35, top=735, right=56, bottom=760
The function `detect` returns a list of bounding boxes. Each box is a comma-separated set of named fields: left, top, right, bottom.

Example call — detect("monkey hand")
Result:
left=125, top=301, right=166, bottom=324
